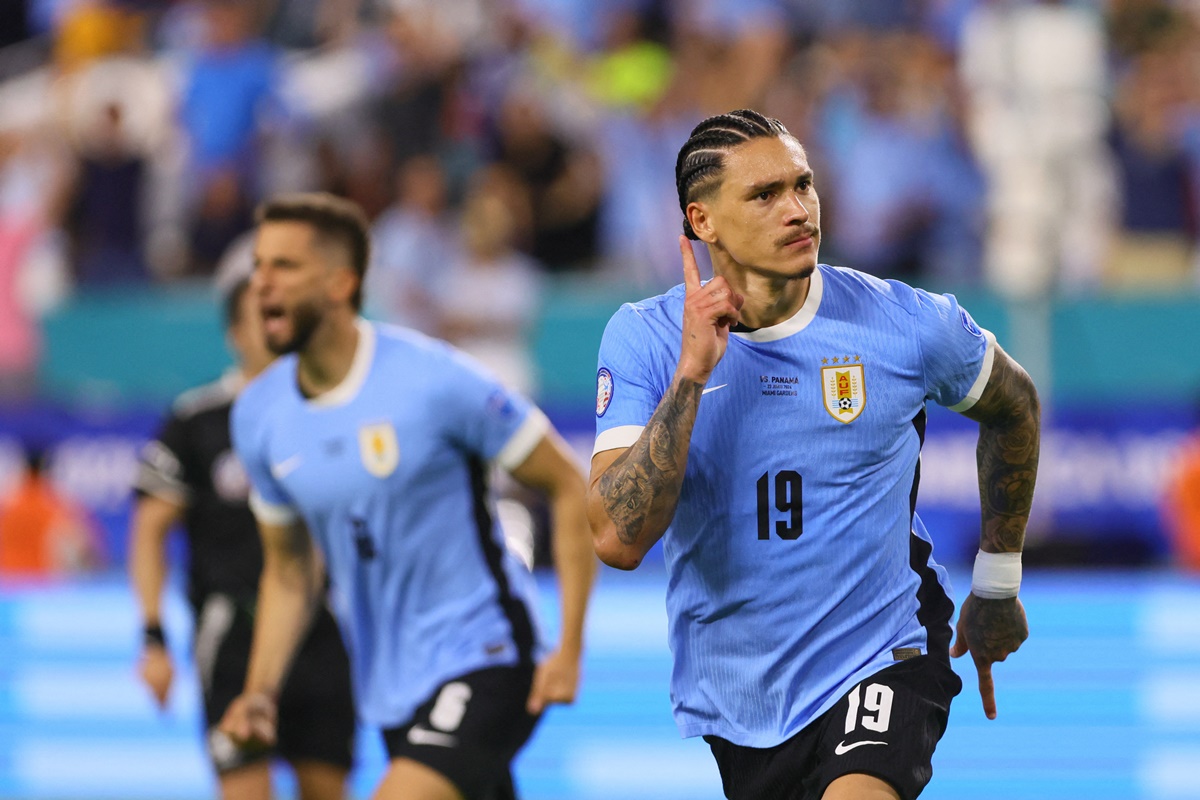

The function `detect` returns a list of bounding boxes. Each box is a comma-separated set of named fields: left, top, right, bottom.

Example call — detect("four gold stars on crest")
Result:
left=821, top=355, right=861, bottom=365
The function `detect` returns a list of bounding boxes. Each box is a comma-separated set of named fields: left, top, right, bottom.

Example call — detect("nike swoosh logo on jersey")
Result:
left=834, top=740, right=888, bottom=755
left=406, top=726, right=458, bottom=748
left=270, top=455, right=303, bottom=479
left=701, top=384, right=728, bottom=395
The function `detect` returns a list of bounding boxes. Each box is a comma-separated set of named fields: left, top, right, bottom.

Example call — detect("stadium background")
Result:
left=1, top=0, right=1199, bottom=797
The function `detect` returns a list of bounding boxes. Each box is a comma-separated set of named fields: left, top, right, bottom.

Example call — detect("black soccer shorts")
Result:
left=200, top=595, right=356, bottom=775
left=705, top=655, right=963, bottom=800
left=382, top=664, right=541, bottom=800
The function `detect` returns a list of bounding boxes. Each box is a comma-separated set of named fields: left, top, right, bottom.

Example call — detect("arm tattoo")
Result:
left=285, top=523, right=309, bottom=553
left=964, top=596, right=1026, bottom=660
left=963, top=348, right=1041, bottom=554
left=598, top=377, right=704, bottom=545
left=272, top=523, right=316, bottom=590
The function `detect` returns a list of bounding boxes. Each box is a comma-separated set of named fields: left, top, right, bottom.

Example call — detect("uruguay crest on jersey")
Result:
left=358, top=421, right=400, bottom=477
left=821, top=362, right=866, bottom=423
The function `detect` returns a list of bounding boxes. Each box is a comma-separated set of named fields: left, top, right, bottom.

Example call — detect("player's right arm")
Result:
left=587, top=236, right=742, bottom=570
left=129, top=417, right=195, bottom=710
left=128, top=493, right=184, bottom=709
left=222, top=390, right=320, bottom=748
left=220, top=517, right=321, bottom=748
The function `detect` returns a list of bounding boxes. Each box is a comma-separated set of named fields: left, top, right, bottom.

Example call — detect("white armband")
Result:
left=971, top=550, right=1022, bottom=599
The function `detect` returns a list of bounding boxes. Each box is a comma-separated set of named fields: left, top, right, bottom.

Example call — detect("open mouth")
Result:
left=261, top=305, right=287, bottom=336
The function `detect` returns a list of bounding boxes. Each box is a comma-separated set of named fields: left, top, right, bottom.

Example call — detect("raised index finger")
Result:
left=680, top=235, right=701, bottom=293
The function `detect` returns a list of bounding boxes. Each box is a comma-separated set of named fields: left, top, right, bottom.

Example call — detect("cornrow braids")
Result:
left=674, top=109, right=792, bottom=240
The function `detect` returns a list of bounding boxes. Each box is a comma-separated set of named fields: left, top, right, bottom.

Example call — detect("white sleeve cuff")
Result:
left=592, top=425, right=645, bottom=457
left=249, top=490, right=299, bottom=526
left=494, top=408, right=550, bottom=471
left=134, top=466, right=191, bottom=505
left=948, top=329, right=997, bottom=413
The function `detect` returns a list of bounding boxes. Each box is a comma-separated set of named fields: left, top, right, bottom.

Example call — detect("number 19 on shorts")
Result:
left=757, top=470, right=803, bottom=540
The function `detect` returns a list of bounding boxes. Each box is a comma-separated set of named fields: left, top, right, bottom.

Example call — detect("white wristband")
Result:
left=971, top=551, right=1022, bottom=599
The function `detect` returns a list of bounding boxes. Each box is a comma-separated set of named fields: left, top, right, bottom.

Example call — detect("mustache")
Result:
left=776, top=227, right=819, bottom=248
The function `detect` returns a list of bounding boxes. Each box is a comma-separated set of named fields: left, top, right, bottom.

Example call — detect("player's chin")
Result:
left=775, top=254, right=817, bottom=279
left=264, top=329, right=298, bottom=355
left=793, top=260, right=816, bottom=279
left=262, top=316, right=295, bottom=354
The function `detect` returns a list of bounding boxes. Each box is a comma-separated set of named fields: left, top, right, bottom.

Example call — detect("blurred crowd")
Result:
left=0, top=0, right=1199, bottom=399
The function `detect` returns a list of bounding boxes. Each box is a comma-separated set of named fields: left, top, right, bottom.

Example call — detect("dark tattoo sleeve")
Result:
left=961, top=345, right=1041, bottom=554
left=598, top=376, right=704, bottom=545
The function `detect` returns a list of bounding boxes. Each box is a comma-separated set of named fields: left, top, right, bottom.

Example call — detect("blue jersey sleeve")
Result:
left=594, top=303, right=667, bottom=455
left=912, top=289, right=995, bottom=411
left=437, top=347, right=548, bottom=472
left=230, top=389, right=299, bottom=525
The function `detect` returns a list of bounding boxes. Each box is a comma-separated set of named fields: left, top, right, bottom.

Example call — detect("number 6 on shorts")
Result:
left=429, top=682, right=472, bottom=732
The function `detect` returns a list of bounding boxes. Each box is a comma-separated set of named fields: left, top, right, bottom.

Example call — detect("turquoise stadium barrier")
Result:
left=34, top=280, right=1200, bottom=410
left=38, top=283, right=230, bottom=410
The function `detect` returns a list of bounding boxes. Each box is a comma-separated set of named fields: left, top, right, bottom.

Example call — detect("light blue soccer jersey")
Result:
left=232, top=320, right=549, bottom=728
left=594, top=264, right=995, bottom=747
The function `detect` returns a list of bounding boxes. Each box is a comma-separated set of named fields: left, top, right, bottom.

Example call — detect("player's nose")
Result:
left=250, top=267, right=272, bottom=296
left=783, top=191, right=809, bottom=223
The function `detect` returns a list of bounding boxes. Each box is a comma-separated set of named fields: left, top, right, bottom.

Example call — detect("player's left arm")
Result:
left=952, top=343, right=1040, bottom=719
left=509, top=427, right=597, bottom=714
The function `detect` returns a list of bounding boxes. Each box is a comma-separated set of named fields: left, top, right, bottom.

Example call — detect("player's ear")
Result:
left=328, top=263, right=359, bottom=307
left=687, top=202, right=718, bottom=245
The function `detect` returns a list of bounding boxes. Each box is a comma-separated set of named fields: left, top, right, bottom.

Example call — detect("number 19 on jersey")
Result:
left=757, top=470, right=803, bottom=540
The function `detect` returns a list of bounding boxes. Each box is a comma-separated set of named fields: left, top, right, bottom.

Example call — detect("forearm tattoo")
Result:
left=599, top=377, right=704, bottom=545
left=283, top=524, right=311, bottom=557
left=273, top=524, right=315, bottom=591
left=964, top=351, right=1041, bottom=554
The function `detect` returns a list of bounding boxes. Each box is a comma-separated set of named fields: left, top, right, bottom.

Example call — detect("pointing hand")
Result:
left=678, top=236, right=743, bottom=383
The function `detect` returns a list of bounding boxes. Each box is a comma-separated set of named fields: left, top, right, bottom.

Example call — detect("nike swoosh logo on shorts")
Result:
left=835, top=740, right=888, bottom=755
left=270, top=454, right=303, bottom=479
left=701, top=384, right=728, bottom=395
left=406, top=725, right=458, bottom=748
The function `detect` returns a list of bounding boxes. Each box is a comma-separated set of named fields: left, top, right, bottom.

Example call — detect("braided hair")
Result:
left=674, top=109, right=794, bottom=240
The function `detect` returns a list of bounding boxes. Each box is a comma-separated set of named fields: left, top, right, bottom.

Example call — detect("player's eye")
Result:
left=755, top=191, right=774, bottom=202
left=797, top=179, right=812, bottom=192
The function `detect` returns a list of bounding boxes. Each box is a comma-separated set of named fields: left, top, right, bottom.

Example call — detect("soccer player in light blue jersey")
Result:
left=219, top=193, right=597, bottom=800
left=587, top=110, right=1041, bottom=800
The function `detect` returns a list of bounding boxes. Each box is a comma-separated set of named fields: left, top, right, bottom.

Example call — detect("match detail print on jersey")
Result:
left=821, top=361, right=866, bottom=423
left=359, top=421, right=401, bottom=477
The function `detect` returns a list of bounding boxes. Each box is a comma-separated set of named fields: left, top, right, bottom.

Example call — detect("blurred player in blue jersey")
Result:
left=587, top=110, right=1040, bottom=800
left=219, top=193, right=597, bottom=800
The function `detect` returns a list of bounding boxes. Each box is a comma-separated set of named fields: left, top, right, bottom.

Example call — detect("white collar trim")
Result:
left=220, top=368, right=245, bottom=395
left=307, top=318, right=375, bottom=408
left=731, top=265, right=824, bottom=343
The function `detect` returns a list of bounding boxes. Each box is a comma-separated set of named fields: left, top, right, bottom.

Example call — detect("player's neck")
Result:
left=239, top=352, right=274, bottom=383
left=296, top=311, right=361, bottom=398
left=715, top=264, right=811, bottom=330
